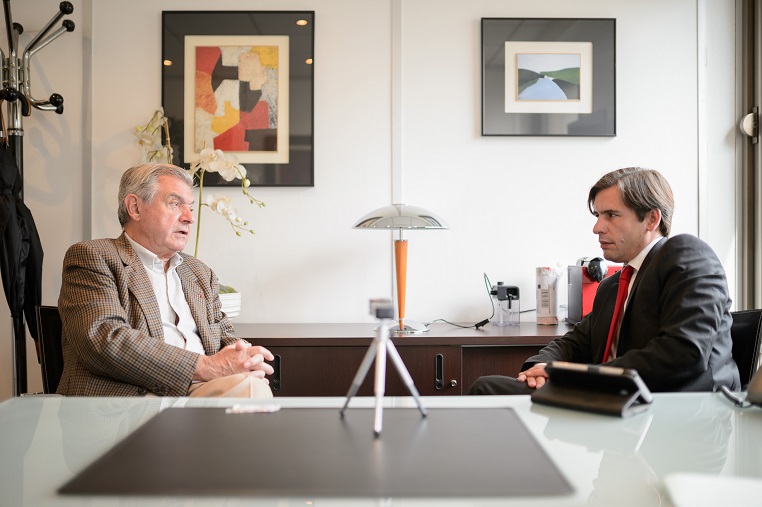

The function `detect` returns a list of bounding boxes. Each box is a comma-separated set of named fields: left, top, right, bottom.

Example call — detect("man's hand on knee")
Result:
left=516, top=363, right=549, bottom=389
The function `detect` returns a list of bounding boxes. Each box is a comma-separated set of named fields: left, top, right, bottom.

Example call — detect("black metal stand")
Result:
left=7, top=134, right=24, bottom=394
left=340, top=307, right=427, bottom=437
left=1, top=0, right=73, bottom=395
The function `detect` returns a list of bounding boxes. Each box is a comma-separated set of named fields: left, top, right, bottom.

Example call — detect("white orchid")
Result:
left=216, top=154, right=247, bottom=182
left=189, top=146, right=264, bottom=255
left=134, top=130, right=160, bottom=150
left=135, top=109, right=265, bottom=257
left=206, top=193, right=231, bottom=211
left=134, top=108, right=172, bottom=163
left=191, top=148, right=246, bottom=182
left=190, top=147, right=224, bottom=173
left=206, top=194, right=249, bottom=233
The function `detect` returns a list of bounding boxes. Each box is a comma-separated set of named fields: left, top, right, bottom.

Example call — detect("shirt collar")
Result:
left=627, top=236, right=663, bottom=272
left=124, top=232, right=183, bottom=273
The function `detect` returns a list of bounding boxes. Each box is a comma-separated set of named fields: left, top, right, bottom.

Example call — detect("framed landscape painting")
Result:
left=163, top=11, right=314, bottom=186
left=482, top=18, right=615, bottom=137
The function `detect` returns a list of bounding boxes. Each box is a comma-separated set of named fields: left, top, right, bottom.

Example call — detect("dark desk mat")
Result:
left=60, top=407, right=572, bottom=498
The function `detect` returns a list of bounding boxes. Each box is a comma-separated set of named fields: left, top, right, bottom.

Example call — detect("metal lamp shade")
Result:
left=353, top=204, right=448, bottom=334
left=353, top=204, right=448, bottom=231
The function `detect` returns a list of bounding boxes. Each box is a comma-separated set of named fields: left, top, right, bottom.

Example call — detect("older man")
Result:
left=469, top=167, right=740, bottom=395
left=57, top=163, right=273, bottom=397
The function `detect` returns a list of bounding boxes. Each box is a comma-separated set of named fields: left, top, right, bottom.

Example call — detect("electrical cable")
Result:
left=425, top=273, right=539, bottom=330
left=425, top=273, right=495, bottom=330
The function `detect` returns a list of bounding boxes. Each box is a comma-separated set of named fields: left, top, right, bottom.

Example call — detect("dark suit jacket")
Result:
left=525, top=234, right=740, bottom=392
left=57, top=233, right=237, bottom=396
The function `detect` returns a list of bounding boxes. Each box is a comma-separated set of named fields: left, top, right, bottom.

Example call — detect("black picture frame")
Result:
left=162, top=11, right=314, bottom=186
left=481, top=18, right=616, bottom=137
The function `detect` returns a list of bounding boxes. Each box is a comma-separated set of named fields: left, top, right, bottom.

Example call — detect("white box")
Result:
left=536, top=266, right=561, bottom=325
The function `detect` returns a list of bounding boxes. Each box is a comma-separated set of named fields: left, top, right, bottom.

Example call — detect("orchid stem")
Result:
left=162, top=116, right=173, bottom=162
left=194, top=169, right=204, bottom=258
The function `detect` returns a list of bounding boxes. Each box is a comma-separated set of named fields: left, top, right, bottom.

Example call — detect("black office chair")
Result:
left=36, top=305, right=63, bottom=394
left=730, top=309, right=762, bottom=389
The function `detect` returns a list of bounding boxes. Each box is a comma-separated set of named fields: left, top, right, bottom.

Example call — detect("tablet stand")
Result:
left=340, top=300, right=427, bottom=436
left=530, top=363, right=653, bottom=418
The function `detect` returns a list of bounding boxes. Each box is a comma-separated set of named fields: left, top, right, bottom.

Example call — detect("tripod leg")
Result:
left=374, top=335, right=388, bottom=436
left=386, top=341, right=428, bottom=418
left=340, top=339, right=378, bottom=417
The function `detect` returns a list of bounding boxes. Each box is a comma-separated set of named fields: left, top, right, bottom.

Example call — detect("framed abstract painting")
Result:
left=162, top=11, right=314, bottom=186
left=481, top=18, right=615, bottom=137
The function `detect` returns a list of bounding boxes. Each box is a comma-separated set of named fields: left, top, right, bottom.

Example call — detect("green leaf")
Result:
left=218, top=284, right=238, bottom=294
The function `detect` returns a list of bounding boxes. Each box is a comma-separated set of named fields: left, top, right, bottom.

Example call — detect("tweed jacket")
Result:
left=57, top=233, right=237, bottom=396
left=524, top=234, right=740, bottom=392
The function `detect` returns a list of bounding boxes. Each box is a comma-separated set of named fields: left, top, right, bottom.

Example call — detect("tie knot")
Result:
left=620, top=265, right=635, bottom=283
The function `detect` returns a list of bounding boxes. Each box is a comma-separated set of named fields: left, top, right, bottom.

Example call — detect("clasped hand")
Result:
left=195, top=340, right=275, bottom=383
left=516, top=362, right=549, bottom=389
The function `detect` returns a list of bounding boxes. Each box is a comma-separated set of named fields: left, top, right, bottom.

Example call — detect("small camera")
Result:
left=369, top=299, right=394, bottom=320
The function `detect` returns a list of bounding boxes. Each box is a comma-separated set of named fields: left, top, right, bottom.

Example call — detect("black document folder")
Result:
left=59, top=407, right=573, bottom=498
left=531, top=362, right=653, bottom=417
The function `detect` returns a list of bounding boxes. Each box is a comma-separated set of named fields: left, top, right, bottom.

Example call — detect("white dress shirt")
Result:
left=125, top=234, right=206, bottom=355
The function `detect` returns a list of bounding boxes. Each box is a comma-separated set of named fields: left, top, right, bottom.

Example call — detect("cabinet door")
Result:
left=265, top=345, right=461, bottom=396
left=461, top=346, right=543, bottom=393
left=394, top=346, right=461, bottom=396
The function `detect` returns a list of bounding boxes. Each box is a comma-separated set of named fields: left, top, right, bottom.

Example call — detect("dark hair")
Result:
left=587, top=167, right=674, bottom=237
left=117, top=163, right=193, bottom=226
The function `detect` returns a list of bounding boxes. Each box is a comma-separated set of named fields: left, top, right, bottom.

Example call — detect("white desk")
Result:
left=1, top=393, right=761, bottom=506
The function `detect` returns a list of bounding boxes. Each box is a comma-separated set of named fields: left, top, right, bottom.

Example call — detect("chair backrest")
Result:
left=730, top=309, right=762, bottom=389
left=36, top=305, right=63, bottom=394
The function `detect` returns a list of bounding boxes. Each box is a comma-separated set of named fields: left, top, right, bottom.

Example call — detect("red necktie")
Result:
left=602, top=265, right=634, bottom=362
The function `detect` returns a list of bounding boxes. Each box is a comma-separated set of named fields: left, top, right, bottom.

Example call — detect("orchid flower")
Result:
left=137, top=110, right=267, bottom=257
left=134, top=108, right=172, bottom=164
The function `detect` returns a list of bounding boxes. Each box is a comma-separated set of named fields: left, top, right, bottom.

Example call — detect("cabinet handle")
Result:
left=435, top=354, right=444, bottom=390
left=271, top=354, right=281, bottom=391
left=450, top=379, right=458, bottom=387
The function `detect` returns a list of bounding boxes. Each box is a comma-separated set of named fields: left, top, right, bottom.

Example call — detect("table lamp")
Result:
left=353, top=204, right=448, bottom=334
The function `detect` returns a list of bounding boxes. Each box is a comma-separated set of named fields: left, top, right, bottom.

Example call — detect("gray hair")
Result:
left=117, top=163, right=193, bottom=226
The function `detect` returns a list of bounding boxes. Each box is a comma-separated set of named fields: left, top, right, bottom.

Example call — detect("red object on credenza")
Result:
left=566, top=265, right=622, bottom=324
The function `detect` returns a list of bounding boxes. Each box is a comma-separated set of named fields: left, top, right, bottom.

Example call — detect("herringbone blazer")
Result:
left=57, top=233, right=237, bottom=396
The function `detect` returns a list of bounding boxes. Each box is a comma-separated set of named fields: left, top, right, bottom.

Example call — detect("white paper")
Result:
left=663, top=473, right=762, bottom=507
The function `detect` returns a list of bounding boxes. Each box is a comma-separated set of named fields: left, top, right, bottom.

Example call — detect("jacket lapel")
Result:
left=117, top=233, right=164, bottom=340
left=177, top=260, right=214, bottom=354
left=627, top=237, right=666, bottom=296
left=618, top=237, right=666, bottom=352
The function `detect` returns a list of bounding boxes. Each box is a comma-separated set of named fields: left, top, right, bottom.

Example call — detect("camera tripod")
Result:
left=340, top=301, right=427, bottom=436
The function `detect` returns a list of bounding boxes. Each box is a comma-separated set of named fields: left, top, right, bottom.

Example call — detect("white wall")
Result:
left=0, top=0, right=740, bottom=399
left=0, top=0, right=85, bottom=398
left=400, top=0, right=704, bottom=322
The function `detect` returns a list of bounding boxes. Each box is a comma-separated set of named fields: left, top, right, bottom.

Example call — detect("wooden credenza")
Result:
left=237, top=322, right=570, bottom=396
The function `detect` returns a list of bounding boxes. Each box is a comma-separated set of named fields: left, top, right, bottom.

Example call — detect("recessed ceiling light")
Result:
left=296, top=19, right=308, bottom=26
left=305, top=58, right=313, bottom=65
left=163, top=59, right=172, bottom=66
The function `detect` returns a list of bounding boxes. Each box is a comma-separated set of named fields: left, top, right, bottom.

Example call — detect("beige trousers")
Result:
left=186, top=374, right=274, bottom=398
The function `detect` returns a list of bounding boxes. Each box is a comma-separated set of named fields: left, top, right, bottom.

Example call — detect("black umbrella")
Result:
left=0, top=111, right=43, bottom=393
